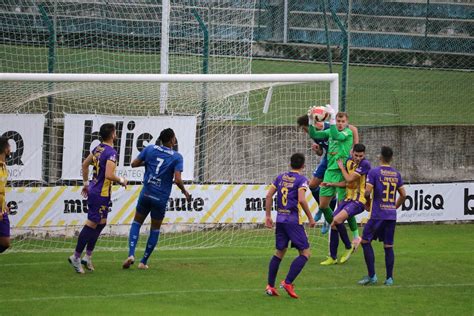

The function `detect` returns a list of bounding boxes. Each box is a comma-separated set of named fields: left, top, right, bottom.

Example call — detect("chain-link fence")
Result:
left=254, top=0, right=473, bottom=125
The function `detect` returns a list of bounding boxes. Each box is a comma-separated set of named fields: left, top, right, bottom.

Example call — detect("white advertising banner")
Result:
left=0, top=114, right=44, bottom=180
left=61, top=114, right=196, bottom=181
left=8, top=182, right=474, bottom=228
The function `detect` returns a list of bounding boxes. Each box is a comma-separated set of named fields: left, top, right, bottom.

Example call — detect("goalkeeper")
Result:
left=308, top=107, right=361, bottom=264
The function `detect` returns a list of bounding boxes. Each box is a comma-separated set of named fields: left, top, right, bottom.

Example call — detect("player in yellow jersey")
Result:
left=0, top=137, right=11, bottom=253
left=320, top=144, right=371, bottom=265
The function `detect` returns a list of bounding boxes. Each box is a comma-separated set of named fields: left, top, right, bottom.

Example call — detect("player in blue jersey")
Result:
left=0, top=137, right=11, bottom=254
left=265, top=153, right=316, bottom=299
left=358, top=146, right=406, bottom=286
left=69, top=123, right=128, bottom=273
left=123, top=128, right=191, bottom=270
left=320, top=144, right=371, bottom=265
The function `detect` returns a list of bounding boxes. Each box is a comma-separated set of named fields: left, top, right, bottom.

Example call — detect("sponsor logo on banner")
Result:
left=168, top=196, right=205, bottom=212
left=244, top=197, right=278, bottom=212
left=0, top=114, right=45, bottom=180
left=61, top=114, right=196, bottom=181
left=465, top=188, right=474, bottom=215
left=401, top=189, right=445, bottom=211
left=8, top=182, right=474, bottom=228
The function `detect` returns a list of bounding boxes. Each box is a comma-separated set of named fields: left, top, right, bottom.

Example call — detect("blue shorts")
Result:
left=275, top=222, right=310, bottom=251
left=0, top=213, right=10, bottom=237
left=362, top=219, right=396, bottom=245
left=87, top=195, right=111, bottom=224
left=312, top=156, right=328, bottom=179
left=333, top=200, right=365, bottom=218
left=136, top=192, right=168, bottom=221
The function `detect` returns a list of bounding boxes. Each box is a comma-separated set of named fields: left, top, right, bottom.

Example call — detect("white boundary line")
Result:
left=0, top=283, right=473, bottom=303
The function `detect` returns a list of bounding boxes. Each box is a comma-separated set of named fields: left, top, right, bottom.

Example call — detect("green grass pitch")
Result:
left=1, top=224, right=473, bottom=315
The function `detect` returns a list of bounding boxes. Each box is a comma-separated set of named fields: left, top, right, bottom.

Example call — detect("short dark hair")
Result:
left=381, top=146, right=393, bottom=162
left=297, top=115, right=309, bottom=127
left=290, top=153, right=305, bottom=169
left=336, top=112, right=348, bottom=119
left=0, top=136, right=9, bottom=154
left=99, top=123, right=115, bottom=141
left=353, top=143, right=366, bottom=153
left=159, top=128, right=175, bottom=144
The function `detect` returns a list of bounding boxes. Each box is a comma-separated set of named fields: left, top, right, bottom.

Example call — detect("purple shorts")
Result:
left=362, top=219, right=396, bottom=245
left=0, top=213, right=10, bottom=237
left=333, top=200, right=365, bottom=218
left=275, top=222, right=310, bottom=251
left=87, top=195, right=111, bottom=224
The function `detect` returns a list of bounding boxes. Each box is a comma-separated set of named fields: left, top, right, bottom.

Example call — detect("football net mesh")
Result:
left=0, top=76, right=336, bottom=253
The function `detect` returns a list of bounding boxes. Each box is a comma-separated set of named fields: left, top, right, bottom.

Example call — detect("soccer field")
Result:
left=1, top=224, right=473, bottom=315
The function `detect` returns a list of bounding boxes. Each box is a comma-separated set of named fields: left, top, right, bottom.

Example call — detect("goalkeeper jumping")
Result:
left=308, top=106, right=361, bottom=265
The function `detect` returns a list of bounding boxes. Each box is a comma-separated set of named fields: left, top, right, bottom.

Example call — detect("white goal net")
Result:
left=0, top=72, right=338, bottom=253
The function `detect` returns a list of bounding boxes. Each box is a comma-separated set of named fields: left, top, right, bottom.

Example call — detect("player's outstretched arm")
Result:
left=395, top=186, right=407, bottom=209
left=298, top=189, right=316, bottom=227
left=349, top=124, right=359, bottom=145
left=105, top=160, right=127, bottom=187
left=265, top=186, right=277, bottom=228
left=174, top=171, right=191, bottom=202
left=81, top=153, right=93, bottom=197
left=308, top=125, right=330, bottom=140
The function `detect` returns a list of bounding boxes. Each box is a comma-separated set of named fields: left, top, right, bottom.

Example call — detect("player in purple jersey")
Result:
left=265, top=153, right=316, bottom=299
left=68, top=123, right=128, bottom=273
left=0, top=137, right=12, bottom=253
left=358, top=146, right=406, bottom=286
left=321, top=144, right=371, bottom=265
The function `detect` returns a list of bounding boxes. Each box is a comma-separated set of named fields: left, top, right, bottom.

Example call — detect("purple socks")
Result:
left=74, top=225, right=96, bottom=258
left=330, top=228, right=339, bottom=259
left=86, top=224, right=106, bottom=256
left=267, top=255, right=282, bottom=287
left=336, top=224, right=352, bottom=249
left=384, top=247, right=394, bottom=279
left=285, top=255, right=308, bottom=284
left=362, top=242, right=376, bottom=277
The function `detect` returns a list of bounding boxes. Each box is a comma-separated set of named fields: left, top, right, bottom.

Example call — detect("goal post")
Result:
left=0, top=72, right=338, bottom=252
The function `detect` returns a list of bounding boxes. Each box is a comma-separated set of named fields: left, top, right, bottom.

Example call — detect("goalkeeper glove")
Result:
left=307, top=107, right=315, bottom=126
left=325, top=105, right=336, bottom=125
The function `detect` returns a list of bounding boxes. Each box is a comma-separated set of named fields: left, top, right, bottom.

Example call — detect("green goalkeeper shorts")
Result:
left=320, top=169, right=346, bottom=201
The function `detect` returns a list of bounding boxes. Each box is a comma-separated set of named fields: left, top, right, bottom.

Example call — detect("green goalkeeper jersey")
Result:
left=309, top=125, right=353, bottom=170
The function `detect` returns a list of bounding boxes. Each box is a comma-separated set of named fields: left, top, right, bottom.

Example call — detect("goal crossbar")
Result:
left=0, top=73, right=339, bottom=111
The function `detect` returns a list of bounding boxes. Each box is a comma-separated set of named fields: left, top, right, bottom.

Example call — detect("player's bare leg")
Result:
left=266, top=248, right=286, bottom=296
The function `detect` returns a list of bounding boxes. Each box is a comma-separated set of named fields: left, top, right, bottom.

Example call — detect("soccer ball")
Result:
left=310, top=106, right=329, bottom=122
